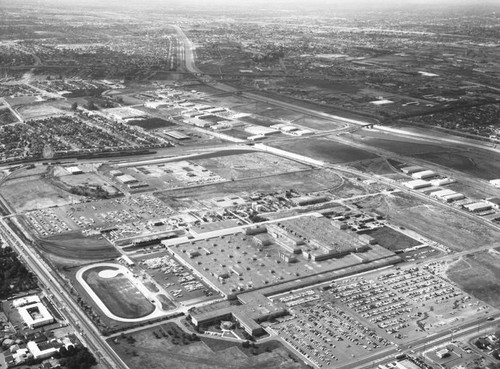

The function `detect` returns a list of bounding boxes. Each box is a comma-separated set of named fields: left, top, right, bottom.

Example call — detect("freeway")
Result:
left=172, top=25, right=202, bottom=75
left=0, top=218, right=129, bottom=369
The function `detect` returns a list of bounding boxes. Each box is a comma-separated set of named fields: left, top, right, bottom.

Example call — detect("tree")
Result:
left=61, top=347, right=97, bottom=369
left=71, top=102, right=78, bottom=111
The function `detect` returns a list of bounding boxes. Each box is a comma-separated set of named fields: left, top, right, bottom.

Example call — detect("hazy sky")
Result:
left=3, top=0, right=499, bottom=14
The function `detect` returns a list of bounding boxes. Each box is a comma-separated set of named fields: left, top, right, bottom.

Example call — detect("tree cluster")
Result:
left=0, top=247, right=37, bottom=299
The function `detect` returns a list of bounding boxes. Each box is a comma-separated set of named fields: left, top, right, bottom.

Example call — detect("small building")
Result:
left=411, top=170, right=437, bottom=179
left=464, top=202, right=492, bottom=213
left=18, top=303, right=54, bottom=329
left=489, top=179, right=500, bottom=188
left=109, top=170, right=124, bottom=177
left=65, top=166, right=83, bottom=175
left=401, top=166, right=424, bottom=174
left=429, top=189, right=456, bottom=199
left=395, top=360, right=420, bottom=369
left=163, top=130, right=190, bottom=140
left=431, top=177, right=456, bottom=186
left=403, top=180, right=431, bottom=190
left=12, top=295, right=40, bottom=308
left=436, top=348, right=450, bottom=359
left=115, top=174, right=138, bottom=184
left=442, top=193, right=465, bottom=202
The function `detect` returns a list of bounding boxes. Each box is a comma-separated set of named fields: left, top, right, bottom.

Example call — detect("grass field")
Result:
left=447, top=251, right=500, bottom=308
left=271, top=138, right=378, bottom=164
left=367, top=226, right=421, bottom=251
left=108, top=322, right=306, bottom=369
left=83, top=266, right=155, bottom=319
left=37, top=232, right=120, bottom=262
left=354, top=192, right=500, bottom=252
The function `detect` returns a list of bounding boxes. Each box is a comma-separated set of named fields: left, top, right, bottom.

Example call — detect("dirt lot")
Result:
left=353, top=192, right=500, bottom=252
left=271, top=137, right=379, bottom=164
left=0, top=179, right=82, bottom=212
left=36, top=231, right=120, bottom=265
left=194, top=152, right=311, bottom=180
left=291, top=116, right=345, bottom=131
left=447, top=250, right=500, bottom=308
left=108, top=322, right=306, bottom=369
left=17, top=104, right=65, bottom=119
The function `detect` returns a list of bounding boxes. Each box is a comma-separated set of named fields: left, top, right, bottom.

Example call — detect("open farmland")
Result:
left=108, top=322, right=306, bottom=369
left=271, top=138, right=378, bottom=164
left=82, top=265, right=156, bottom=319
left=446, top=250, right=500, bottom=308
left=352, top=192, right=500, bottom=252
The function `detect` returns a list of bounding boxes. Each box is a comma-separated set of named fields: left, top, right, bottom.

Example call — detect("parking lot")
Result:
left=26, top=194, right=174, bottom=237
left=268, top=264, right=489, bottom=368
left=135, top=252, right=218, bottom=304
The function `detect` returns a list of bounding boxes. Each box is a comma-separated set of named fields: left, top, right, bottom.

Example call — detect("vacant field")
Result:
left=83, top=266, right=155, bottom=319
left=271, top=138, right=378, bottom=163
left=239, top=115, right=276, bottom=127
left=17, top=104, right=64, bottom=119
left=415, top=150, right=500, bottom=180
left=0, top=179, right=81, bottom=212
left=368, top=226, right=421, bottom=251
left=108, top=322, right=306, bottom=369
left=127, top=117, right=176, bottom=130
left=354, top=192, right=500, bottom=252
left=348, top=158, right=403, bottom=176
left=257, top=107, right=302, bottom=121
left=194, top=152, right=310, bottom=180
left=447, top=251, right=500, bottom=308
left=155, top=169, right=342, bottom=209
left=37, top=232, right=120, bottom=263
